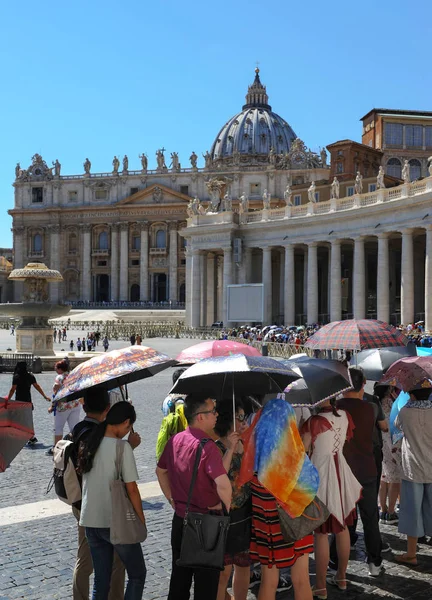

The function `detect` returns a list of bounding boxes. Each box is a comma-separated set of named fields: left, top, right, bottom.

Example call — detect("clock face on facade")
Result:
left=292, top=152, right=306, bottom=165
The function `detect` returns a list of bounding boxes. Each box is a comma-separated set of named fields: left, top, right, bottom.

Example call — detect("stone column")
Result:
left=377, top=233, right=390, bottom=323
left=206, top=253, right=215, bottom=325
left=110, top=223, right=119, bottom=302
left=80, top=224, right=92, bottom=301
left=262, top=247, right=272, bottom=324
left=425, top=226, right=432, bottom=332
left=217, top=256, right=223, bottom=321
left=245, top=247, right=252, bottom=283
left=284, top=244, right=295, bottom=325
left=330, top=240, right=342, bottom=322
left=307, top=242, right=318, bottom=324
left=119, top=223, right=129, bottom=302
left=223, top=247, right=233, bottom=325
left=191, top=249, right=201, bottom=328
left=279, top=250, right=285, bottom=319
left=401, top=228, right=414, bottom=325
left=353, top=237, right=366, bottom=319
left=12, top=226, right=25, bottom=301
left=200, top=253, right=207, bottom=327
left=185, top=249, right=192, bottom=325
left=48, top=225, right=61, bottom=302
left=169, top=223, right=178, bottom=302
left=139, top=222, right=149, bottom=301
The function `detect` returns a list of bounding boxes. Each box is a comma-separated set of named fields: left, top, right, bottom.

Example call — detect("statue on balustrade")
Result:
left=112, top=156, right=120, bottom=174
left=139, top=153, right=148, bottom=173
left=320, top=147, right=327, bottom=167
left=189, top=151, right=198, bottom=169
left=238, top=192, right=249, bottom=215
left=52, top=159, right=61, bottom=177
left=354, top=171, right=363, bottom=194
left=122, top=155, right=129, bottom=172
left=203, top=150, right=212, bottom=169
left=262, top=188, right=271, bottom=209
left=223, top=192, right=232, bottom=212
left=156, top=149, right=166, bottom=170
left=308, top=181, right=317, bottom=203
left=83, top=158, right=91, bottom=174
left=284, top=184, right=293, bottom=206
left=428, top=156, right=432, bottom=177
left=330, top=177, right=340, bottom=199
left=170, top=152, right=180, bottom=172
left=402, top=160, right=410, bottom=183
left=268, top=147, right=277, bottom=168
left=377, top=166, right=386, bottom=189
left=15, top=162, right=20, bottom=179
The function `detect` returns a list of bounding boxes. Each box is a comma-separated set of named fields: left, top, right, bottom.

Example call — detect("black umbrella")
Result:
left=352, top=344, right=417, bottom=381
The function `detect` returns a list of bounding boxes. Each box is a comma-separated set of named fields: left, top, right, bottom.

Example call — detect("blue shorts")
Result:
left=398, top=479, right=432, bottom=538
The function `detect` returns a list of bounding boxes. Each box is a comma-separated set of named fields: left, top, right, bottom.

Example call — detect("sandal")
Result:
left=311, top=586, right=327, bottom=600
left=326, top=575, right=347, bottom=590
left=395, top=553, right=418, bottom=566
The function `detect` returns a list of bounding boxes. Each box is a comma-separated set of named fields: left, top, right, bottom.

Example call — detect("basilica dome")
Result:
left=210, top=69, right=297, bottom=164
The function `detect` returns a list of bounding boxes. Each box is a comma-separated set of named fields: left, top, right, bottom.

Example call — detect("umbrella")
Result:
left=278, top=356, right=352, bottom=407
left=54, top=346, right=176, bottom=403
left=279, top=378, right=312, bottom=405
left=353, top=344, right=417, bottom=381
left=380, top=356, right=432, bottom=392
left=305, top=319, right=409, bottom=351
left=175, top=340, right=261, bottom=365
left=389, top=391, right=409, bottom=444
left=0, top=400, right=34, bottom=472
left=417, top=347, right=432, bottom=356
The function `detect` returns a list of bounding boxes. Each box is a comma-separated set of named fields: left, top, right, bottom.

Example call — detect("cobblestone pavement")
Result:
left=0, top=332, right=432, bottom=599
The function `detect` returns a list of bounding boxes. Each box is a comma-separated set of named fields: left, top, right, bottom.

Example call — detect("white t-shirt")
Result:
left=80, top=438, right=139, bottom=528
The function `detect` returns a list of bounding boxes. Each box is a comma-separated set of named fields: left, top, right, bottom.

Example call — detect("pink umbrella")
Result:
left=176, top=340, right=261, bottom=365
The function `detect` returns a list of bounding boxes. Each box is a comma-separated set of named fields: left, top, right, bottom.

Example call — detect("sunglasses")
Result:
left=194, top=407, right=217, bottom=417
left=235, top=414, right=246, bottom=422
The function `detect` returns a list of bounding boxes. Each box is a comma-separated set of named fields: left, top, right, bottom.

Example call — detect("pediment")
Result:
left=117, top=183, right=191, bottom=206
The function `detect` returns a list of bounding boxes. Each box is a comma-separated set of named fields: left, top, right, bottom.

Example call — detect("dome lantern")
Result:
left=243, top=68, right=271, bottom=111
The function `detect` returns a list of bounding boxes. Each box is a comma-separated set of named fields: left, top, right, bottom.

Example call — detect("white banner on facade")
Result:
left=227, top=284, right=264, bottom=322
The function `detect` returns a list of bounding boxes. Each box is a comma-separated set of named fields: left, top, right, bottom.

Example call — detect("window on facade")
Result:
left=368, top=183, right=377, bottom=192
left=32, top=187, right=43, bottom=203
left=180, top=236, right=186, bottom=249
left=294, top=195, right=301, bottom=206
left=155, top=229, right=166, bottom=248
left=386, top=157, right=402, bottom=178
left=249, top=183, right=261, bottom=196
left=336, top=163, right=343, bottom=174
left=130, top=187, right=139, bottom=196
left=385, top=123, right=403, bottom=146
left=97, top=260, right=107, bottom=266
left=95, top=189, right=108, bottom=200
left=180, top=185, right=189, bottom=195
left=131, top=259, right=140, bottom=266
left=426, top=126, right=432, bottom=148
left=409, top=159, right=421, bottom=181
left=132, top=235, right=140, bottom=251
left=33, top=233, right=42, bottom=253
left=68, top=191, right=78, bottom=202
left=98, top=231, right=108, bottom=250
left=347, top=186, right=354, bottom=197
left=337, top=150, right=343, bottom=156
left=405, top=125, right=423, bottom=148
left=68, top=233, right=77, bottom=253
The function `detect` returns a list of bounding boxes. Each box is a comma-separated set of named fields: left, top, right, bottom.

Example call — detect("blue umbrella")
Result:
left=389, top=391, right=409, bottom=444
left=417, top=347, right=432, bottom=356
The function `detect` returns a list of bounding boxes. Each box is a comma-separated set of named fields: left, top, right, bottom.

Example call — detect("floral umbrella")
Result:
left=380, top=355, right=432, bottom=392
left=0, top=400, right=34, bottom=472
left=175, top=340, right=261, bottom=364
left=54, top=346, right=176, bottom=403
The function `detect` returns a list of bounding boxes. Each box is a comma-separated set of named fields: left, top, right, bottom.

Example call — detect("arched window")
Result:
left=132, top=235, right=140, bottom=251
left=156, top=229, right=166, bottom=248
left=98, top=231, right=108, bottom=250
left=130, top=283, right=140, bottom=302
left=68, top=233, right=77, bottom=253
left=386, top=158, right=401, bottom=179
left=409, top=159, right=421, bottom=181
left=33, top=233, right=42, bottom=253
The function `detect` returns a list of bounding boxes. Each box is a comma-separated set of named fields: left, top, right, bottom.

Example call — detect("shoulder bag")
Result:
left=110, top=440, right=148, bottom=545
left=177, top=438, right=231, bottom=571
left=278, top=495, right=330, bottom=542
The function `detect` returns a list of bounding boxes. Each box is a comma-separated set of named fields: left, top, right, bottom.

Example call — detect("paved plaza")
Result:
left=0, top=331, right=432, bottom=599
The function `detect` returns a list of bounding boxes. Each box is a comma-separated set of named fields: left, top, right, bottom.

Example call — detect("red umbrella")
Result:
left=0, top=399, right=34, bottom=472
left=380, top=356, right=432, bottom=392
left=176, top=340, right=261, bottom=365
left=305, top=319, right=408, bottom=351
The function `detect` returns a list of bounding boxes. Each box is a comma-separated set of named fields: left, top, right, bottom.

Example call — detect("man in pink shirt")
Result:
left=156, top=393, right=232, bottom=600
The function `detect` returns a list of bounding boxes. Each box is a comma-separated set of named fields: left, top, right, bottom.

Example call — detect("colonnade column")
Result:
left=200, top=253, right=207, bottom=327
left=307, top=242, right=318, bottom=324
left=245, top=247, right=252, bottom=283
left=401, top=228, right=414, bottom=325
left=119, top=223, right=129, bottom=302
left=12, top=226, right=25, bottom=301
left=222, top=247, right=233, bottom=325
left=185, top=249, right=192, bottom=325
left=81, top=224, right=92, bottom=301
left=353, top=236, right=366, bottom=319
left=191, top=249, right=201, bottom=328
left=262, top=247, right=272, bottom=324
left=330, top=240, right=342, bottom=322
left=110, top=223, right=119, bottom=302
left=206, top=253, right=215, bottom=325
left=284, top=244, right=295, bottom=325
left=48, top=225, right=60, bottom=302
left=426, top=227, right=432, bottom=332
left=217, top=256, right=223, bottom=321
left=377, top=233, right=390, bottom=323
left=169, top=223, right=178, bottom=302
left=139, top=222, right=149, bottom=301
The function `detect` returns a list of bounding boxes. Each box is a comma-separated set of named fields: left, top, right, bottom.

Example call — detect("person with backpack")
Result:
left=155, top=398, right=187, bottom=461
left=69, top=389, right=140, bottom=600
left=47, top=360, right=81, bottom=456
left=78, top=401, right=146, bottom=599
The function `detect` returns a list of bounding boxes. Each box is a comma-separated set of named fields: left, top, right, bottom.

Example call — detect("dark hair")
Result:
left=55, top=360, right=69, bottom=372
left=14, top=361, right=28, bottom=376
left=319, top=397, right=341, bottom=417
left=373, top=384, right=391, bottom=401
left=184, top=392, right=213, bottom=424
left=409, top=388, right=432, bottom=401
left=172, top=368, right=186, bottom=385
left=349, top=367, right=366, bottom=392
left=83, top=388, right=110, bottom=414
left=214, top=400, right=243, bottom=437
left=78, top=402, right=136, bottom=474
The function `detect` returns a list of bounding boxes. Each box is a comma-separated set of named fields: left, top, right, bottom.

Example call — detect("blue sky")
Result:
left=0, top=0, right=431, bottom=247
